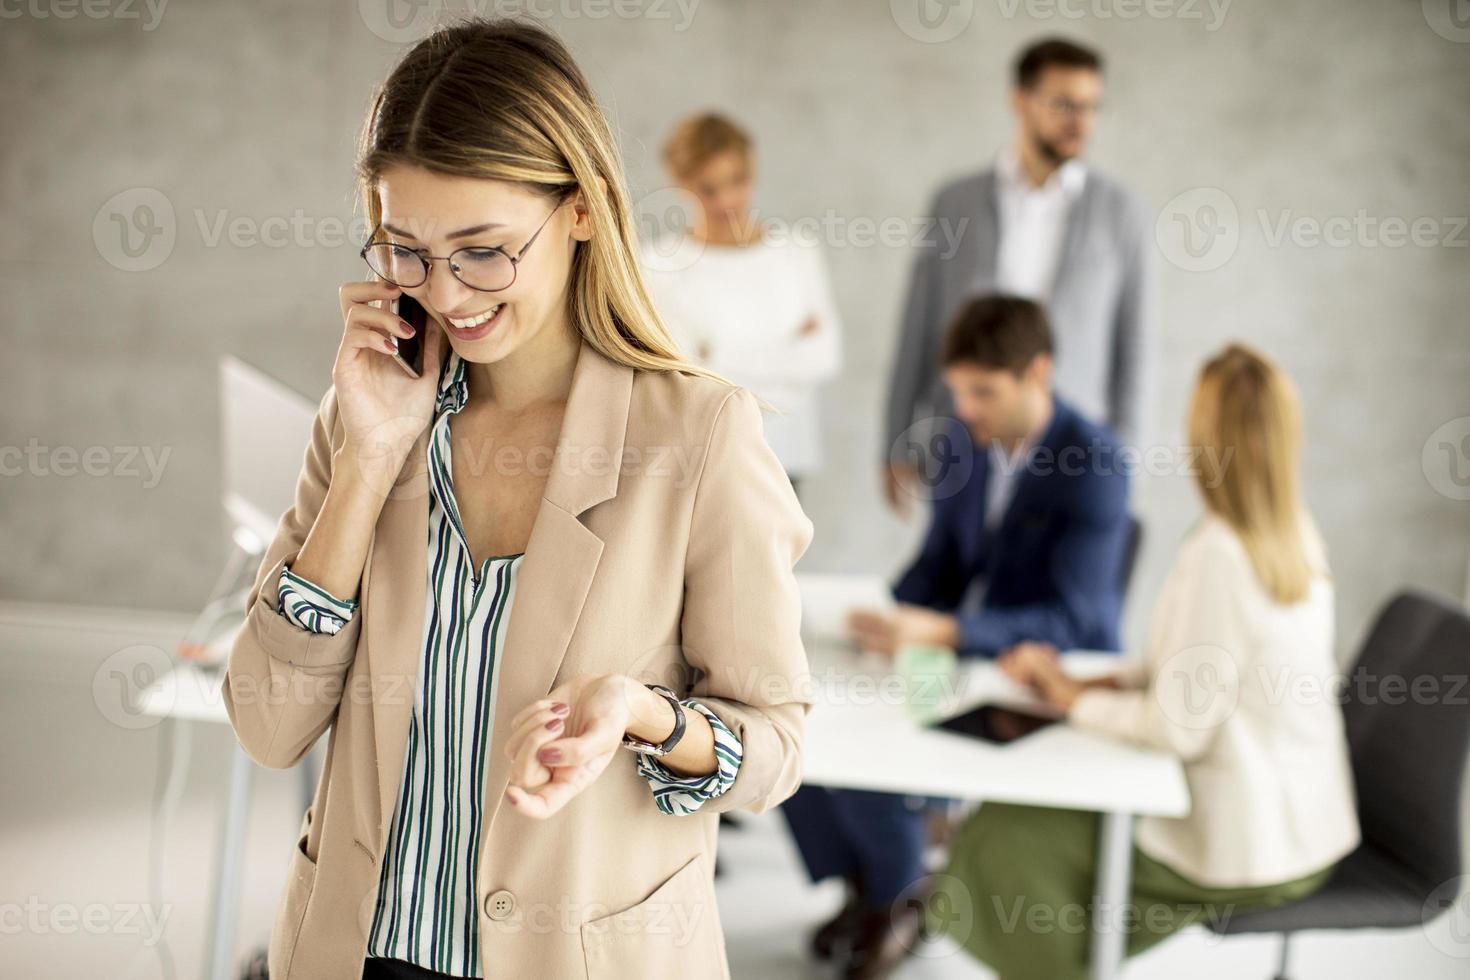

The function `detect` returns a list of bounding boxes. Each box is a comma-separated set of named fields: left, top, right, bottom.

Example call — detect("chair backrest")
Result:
left=1117, top=515, right=1143, bottom=600
left=1344, top=591, right=1470, bottom=890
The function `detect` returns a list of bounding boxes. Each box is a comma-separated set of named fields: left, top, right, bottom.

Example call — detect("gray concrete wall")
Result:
left=3, top=0, right=1468, bottom=658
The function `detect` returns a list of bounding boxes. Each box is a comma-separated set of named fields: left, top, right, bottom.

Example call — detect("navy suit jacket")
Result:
left=892, top=396, right=1131, bottom=657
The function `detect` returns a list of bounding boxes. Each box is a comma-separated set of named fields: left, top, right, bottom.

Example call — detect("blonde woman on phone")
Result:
left=928, top=344, right=1360, bottom=980
left=222, top=19, right=813, bottom=980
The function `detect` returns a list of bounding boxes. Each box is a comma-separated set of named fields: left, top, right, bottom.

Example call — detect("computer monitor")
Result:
left=219, top=356, right=317, bottom=553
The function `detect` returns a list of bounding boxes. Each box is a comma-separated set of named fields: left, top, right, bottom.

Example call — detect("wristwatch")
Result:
left=620, top=684, right=687, bottom=757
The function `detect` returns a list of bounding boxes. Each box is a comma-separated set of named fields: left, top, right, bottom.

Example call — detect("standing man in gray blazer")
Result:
left=883, top=37, right=1157, bottom=514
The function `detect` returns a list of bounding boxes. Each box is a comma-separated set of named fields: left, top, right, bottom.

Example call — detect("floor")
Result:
left=3, top=603, right=1466, bottom=979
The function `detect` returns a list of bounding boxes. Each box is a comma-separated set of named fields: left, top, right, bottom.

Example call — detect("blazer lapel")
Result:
left=480, top=341, right=632, bottom=825
left=360, top=338, right=634, bottom=837
left=1048, top=174, right=1092, bottom=307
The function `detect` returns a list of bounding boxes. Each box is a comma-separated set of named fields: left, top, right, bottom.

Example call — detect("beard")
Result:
left=1032, top=132, right=1078, bottom=166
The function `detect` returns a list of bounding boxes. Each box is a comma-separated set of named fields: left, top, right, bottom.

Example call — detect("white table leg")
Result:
left=206, top=739, right=254, bottom=980
left=1089, top=810, right=1135, bottom=980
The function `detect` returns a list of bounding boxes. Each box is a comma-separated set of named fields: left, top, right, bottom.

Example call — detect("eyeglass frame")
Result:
left=359, top=198, right=567, bottom=293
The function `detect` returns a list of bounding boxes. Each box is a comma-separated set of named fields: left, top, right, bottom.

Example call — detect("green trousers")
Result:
left=924, top=802, right=1335, bottom=980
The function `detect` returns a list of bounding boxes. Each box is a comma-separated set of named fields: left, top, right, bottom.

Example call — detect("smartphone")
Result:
left=930, top=703, right=1059, bottom=745
left=389, top=293, right=428, bottom=378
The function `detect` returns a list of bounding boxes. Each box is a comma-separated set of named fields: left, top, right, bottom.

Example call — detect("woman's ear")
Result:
left=567, top=177, right=608, bottom=243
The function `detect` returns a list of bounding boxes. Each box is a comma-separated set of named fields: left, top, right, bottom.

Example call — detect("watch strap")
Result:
left=620, top=684, right=687, bottom=757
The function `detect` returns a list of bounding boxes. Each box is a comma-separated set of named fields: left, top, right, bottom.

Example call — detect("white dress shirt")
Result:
left=994, top=147, right=1086, bottom=300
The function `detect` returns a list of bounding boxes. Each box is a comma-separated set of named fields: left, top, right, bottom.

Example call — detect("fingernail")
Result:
left=551, top=702, right=568, bottom=715
left=545, top=718, right=563, bottom=731
left=539, top=748, right=561, bottom=763
left=401, top=321, right=415, bottom=335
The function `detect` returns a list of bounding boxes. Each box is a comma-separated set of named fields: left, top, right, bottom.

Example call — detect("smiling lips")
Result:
left=445, top=303, right=504, bottom=340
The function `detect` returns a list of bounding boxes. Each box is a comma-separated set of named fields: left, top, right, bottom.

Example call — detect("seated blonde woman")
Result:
left=930, top=343, right=1361, bottom=980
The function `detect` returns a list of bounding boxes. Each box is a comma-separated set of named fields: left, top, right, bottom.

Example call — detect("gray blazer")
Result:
left=883, top=166, right=1156, bottom=458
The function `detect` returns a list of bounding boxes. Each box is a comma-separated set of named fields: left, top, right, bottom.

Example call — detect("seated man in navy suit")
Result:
left=782, top=294, right=1133, bottom=978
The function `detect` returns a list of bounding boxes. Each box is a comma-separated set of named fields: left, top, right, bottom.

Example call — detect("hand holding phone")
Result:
left=330, top=279, right=446, bottom=472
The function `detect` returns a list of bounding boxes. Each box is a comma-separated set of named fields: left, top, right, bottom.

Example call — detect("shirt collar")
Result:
left=435, top=348, right=469, bottom=415
left=997, top=144, right=1086, bottom=198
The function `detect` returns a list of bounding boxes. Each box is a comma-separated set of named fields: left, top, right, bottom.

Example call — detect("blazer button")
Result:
left=484, top=889, right=515, bottom=921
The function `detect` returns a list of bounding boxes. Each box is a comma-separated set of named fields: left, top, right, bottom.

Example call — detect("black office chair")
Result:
left=1208, top=590, right=1470, bottom=978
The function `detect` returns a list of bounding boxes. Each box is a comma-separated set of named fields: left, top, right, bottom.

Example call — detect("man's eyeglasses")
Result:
left=360, top=202, right=564, bottom=292
left=1037, top=96, right=1102, bottom=118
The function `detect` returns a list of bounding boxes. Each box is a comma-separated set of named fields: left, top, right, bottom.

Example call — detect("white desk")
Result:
left=801, top=637, right=1189, bottom=980
left=141, top=658, right=317, bottom=980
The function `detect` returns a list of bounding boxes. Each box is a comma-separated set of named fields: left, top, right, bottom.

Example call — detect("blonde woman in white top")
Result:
left=639, top=113, right=842, bottom=494
left=930, top=343, right=1360, bottom=980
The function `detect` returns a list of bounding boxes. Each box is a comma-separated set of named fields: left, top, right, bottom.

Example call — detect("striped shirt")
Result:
left=274, top=348, right=743, bottom=977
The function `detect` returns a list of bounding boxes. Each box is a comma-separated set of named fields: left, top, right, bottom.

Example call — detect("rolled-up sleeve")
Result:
left=676, top=386, right=815, bottom=814
left=277, top=563, right=358, bottom=635
left=635, top=699, right=743, bottom=815
left=221, top=386, right=367, bottom=770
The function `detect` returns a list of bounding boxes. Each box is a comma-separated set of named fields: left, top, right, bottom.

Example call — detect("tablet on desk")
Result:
left=931, top=703, right=1060, bottom=745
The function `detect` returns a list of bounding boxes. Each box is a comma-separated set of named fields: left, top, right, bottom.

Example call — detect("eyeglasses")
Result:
left=1037, top=96, right=1102, bottom=118
left=360, top=202, right=564, bottom=292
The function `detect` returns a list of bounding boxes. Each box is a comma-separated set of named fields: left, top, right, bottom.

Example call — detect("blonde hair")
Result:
left=353, top=17, right=731, bottom=385
left=1188, top=343, right=1319, bottom=604
left=661, top=112, right=753, bottom=180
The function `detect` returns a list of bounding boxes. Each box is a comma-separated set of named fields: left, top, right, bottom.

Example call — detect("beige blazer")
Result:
left=223, top=339, right=815, bottom=980
left=1070, top=512, right=1360, bottom=888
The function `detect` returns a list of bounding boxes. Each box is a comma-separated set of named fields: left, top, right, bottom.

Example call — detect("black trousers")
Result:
left=362, top=956, right=470, bottom=980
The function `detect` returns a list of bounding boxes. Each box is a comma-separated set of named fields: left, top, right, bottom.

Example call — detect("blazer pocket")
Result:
left=580, top=853, right=725, bottom=980
left=268, top=805, right=321, bottom=980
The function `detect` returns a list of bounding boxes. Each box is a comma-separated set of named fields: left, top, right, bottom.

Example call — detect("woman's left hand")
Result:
left=503, top=673, right=634, bottom=819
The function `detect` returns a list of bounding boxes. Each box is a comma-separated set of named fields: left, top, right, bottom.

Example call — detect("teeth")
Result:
left=448, top=305, right=502, bottom=329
